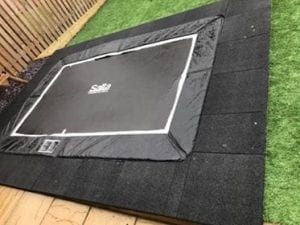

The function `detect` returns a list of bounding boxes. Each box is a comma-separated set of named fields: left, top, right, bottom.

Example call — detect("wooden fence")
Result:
left=0, top=0, right=106, bottom=80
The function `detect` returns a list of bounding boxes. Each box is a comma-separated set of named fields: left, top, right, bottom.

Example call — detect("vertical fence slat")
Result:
left=0, top=54, right=19, bottom=76
left=59, top=0, right=78, bottom=22
left=0, top=63, right=6, bottom=74
left=10, top=0, right=51, bottom=47
left=69, top=0, right=84, bottom=17
left=0, top=17, right=38, bottom=58
left=47, top=0, right=73, bottom=27
left=80, top=0, right=90, bottom=13
left=56, top=0, right=77, bottom=23
left=85, top=0, right=92, bottom=8
left=20, top=0, right=57, bottom=42
left=34, top=0, right=64, bottom=35
left=0, top=32, right=31, bottom=63
left=73, top=0, right=87, bottom=17
left=0, top=2, right=45, bottom=52
left=0, top=45, right=27, bottom=68
left=0, top=0, right=106, bottom=79
left=0, top=47, right=25, bottom=71
left=40, top=0, right=67, bottom=33
left=64, top=0, right=82, bottom=20
left=78, top=0, right=89, bottom=14
left=13, top=0, right=53, bottom=44
left=5, top=1, right=48, bottom=51
left=26, top=0, right=61, bottom=39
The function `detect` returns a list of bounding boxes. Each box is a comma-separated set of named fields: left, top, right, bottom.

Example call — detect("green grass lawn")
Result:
left=69, top=0, right=213, bottom=45
left=264, top=1, right=300, bottom=225
left=70, top=1, right=300, bottom=224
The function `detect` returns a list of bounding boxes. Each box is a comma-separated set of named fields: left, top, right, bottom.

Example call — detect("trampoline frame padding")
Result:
left=0, top=16, right=223, bottom=161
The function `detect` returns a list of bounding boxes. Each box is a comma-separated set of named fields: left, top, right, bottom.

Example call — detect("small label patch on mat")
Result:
left=38, top=139, right=60, bottom=154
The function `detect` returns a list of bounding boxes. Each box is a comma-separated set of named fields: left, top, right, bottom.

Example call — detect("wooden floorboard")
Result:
left=84, top=208, right=136, bottom=225
left=5, top=192, right=53, bottom=225
left=0, top=187, right=24, bottom=225
left=40, top=199, right=89, bottom=225
left=136, top=218, right=169, bottom=225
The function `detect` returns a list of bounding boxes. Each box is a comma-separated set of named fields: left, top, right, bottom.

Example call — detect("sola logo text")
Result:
left=88, top=83, right=111, bottom=94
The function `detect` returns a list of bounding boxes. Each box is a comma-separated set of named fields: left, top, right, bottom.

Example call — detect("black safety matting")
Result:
left=0, top=0, right=271, bottom=224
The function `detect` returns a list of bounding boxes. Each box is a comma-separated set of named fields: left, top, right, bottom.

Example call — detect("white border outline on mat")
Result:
left=11, top=34, right=198, bottom=137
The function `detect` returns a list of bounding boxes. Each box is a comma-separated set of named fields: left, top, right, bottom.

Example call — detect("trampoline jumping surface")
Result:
left=13, top=36, right=196, bottom=137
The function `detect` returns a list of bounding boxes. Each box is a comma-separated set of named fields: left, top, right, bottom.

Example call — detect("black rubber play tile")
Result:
left=65, top=159, right=124, bottom=201
left=194, top=112, right=266, bottom=154
left=213, top=34, right=269, bottom=74
left=203, top=68, right=268, bottom=114
left=163, top=157, right=192, bottom=217
left=220, top=8, right=270, bottom=42
left=103, top=161, right=177, bottom=214
left=176, top=153, right=264, bottom=225
left=182, top=1, right=228, bottom=23
left=226, top=0, right=271, bottom=17
left=0, top=153, right=23, bottom=184
left=4, top=155, right=49, bottom=189
left=33, top=158, right=82, bottom=195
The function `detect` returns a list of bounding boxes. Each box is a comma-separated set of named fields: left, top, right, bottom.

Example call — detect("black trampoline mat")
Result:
left=13, top=36, right=196, bottom=136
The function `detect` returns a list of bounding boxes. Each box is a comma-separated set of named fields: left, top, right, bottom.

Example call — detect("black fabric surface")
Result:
left=0, top=0, right=270, bottom=224
left=19, top=39, right=192, bottom=134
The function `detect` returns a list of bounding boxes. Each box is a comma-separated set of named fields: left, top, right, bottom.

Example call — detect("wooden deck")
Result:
left=0, top=185, right=275, bottom=225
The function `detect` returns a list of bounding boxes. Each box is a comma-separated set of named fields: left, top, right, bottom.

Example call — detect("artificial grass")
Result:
left=70, top=0, right=300, bottom=225
left=69, top=0, right=213, bottom=45
left=264, top=0, right=300, bottom=225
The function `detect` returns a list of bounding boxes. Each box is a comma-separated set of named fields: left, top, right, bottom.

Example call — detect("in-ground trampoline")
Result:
left=0, top=0, right=271, bottom=225
left=1, top=16, right=223, bottom=160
